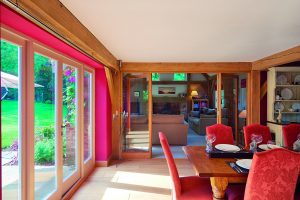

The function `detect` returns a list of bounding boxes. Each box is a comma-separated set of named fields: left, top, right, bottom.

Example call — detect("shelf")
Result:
left=275, top=100, right=300, bottom=102
left=275, top=112, right=300, bottom=114
left=276, top=85, right=300, bottom=87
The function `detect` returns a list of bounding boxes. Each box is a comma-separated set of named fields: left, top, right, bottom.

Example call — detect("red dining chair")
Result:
left=226, top=148, right=300, bottom=200
left=282, top=124, right=300, bottom=148
left=206, top=124, right=234, bottom=147
left=243, top=124, right=272, bottom=148
left=159, top=132, right=213, bottom=200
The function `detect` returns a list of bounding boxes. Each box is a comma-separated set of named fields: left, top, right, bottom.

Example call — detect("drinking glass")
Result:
left=206, top=134, right=216, bottom=152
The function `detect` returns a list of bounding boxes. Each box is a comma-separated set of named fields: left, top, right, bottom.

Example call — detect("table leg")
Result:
left=210, top=177, right=228, bottom=199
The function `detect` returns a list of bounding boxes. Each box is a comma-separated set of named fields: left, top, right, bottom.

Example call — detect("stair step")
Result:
left=126, top=134, right=149, bottom=139
left=126, top=138, right=149, bottom=143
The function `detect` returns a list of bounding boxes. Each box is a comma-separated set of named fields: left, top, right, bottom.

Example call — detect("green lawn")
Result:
left=1, top=100, right=59, bottom=148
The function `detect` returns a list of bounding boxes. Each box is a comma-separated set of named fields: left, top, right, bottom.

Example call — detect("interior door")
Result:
left=121, top=73, right=152, bottom=157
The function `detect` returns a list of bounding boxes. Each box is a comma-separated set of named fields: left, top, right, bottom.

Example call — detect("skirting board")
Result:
left=95, top=155, right=113, bottom=167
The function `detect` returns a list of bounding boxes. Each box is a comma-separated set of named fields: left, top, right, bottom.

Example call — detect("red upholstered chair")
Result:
left=282, top=124, right=300, bottom=148
left=206, top=124, right=234, bottom=147
left=226, top=148, right=300, bottom=200
left=159, top=132, right=213, bottom=200
left=243, top=124, right=272, bottom=148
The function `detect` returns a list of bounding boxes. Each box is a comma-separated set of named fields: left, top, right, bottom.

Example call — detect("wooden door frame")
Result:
left=121, top=73, right=152, bottom=159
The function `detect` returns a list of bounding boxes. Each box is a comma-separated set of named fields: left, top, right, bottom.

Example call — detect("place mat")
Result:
left=226, top=161, right=249, bottom=174
left=206, top=148, right=254, bottom=158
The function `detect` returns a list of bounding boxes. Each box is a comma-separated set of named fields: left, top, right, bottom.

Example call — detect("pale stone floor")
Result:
left=71, top=159, right=196, bottom=200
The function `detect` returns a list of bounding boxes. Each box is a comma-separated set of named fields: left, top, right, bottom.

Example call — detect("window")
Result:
left=152, top=73, right=160, bottom=81
left=174, top=73, right=186, bottom=81
left=83, top=71, right=92, bottom=162
left=215, top=90, right=225, bottom=108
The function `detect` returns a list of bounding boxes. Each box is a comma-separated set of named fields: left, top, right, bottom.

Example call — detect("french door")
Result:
left=33, top=46, right=81, bottom=199
left=1, top=26, right=95, bottom=200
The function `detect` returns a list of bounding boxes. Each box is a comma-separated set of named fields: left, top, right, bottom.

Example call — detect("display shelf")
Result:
left=276, top=85, right=300, bottom=87
left=275, top=99, right=300, bottom=102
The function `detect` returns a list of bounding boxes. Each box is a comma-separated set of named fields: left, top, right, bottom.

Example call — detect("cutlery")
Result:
left=230, top=162, right=242, bottom=173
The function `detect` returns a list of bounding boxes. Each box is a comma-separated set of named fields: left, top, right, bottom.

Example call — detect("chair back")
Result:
left=206, top=124, right=234, bottom=147
left=159, top=132, right=181, bottom=197
left=243, top=124, right=272, bottom=148
left=282, top=124, right=300, bottom=148
left=244, top=148, right=300, bottom=200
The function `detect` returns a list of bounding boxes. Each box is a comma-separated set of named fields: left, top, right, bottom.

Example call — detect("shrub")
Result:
left=44, top=100, right=52, bottom=104
left=37, top=126, right=55, bottom=139
left=35, top=138, right=55, bottom=164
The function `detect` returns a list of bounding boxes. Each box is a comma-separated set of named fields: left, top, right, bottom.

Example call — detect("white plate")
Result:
left=258, top=144, right=282, bottom=150
left=236, top=159, right=252, bottom=170
left=215, top=144, right=240, bottom=152
left=294, top=75, right=300, bottom=83
left=281, top=88, right=293, bottom=100
left=274, top=102, right=284, bottom=112
left=276, top=74, right=287, bottom=85
left=267, top=144, right=282, bottom=149
left=292, top=103, right=300, bottom=111
left=258, top=144, right=269, bottom=151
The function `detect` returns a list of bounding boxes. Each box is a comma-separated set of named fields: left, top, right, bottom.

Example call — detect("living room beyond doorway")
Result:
left=151, top=73, right=248, bottom=158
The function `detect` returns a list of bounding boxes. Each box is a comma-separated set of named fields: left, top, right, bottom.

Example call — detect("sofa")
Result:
left=188, top=108, right=228, bottom=135
left=130, top=114, right=188, bottom=145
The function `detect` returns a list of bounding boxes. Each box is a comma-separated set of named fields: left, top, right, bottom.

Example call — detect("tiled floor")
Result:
left=71, top=159, right=196, bottom=200
left=152, top=127, right=206, bottom=158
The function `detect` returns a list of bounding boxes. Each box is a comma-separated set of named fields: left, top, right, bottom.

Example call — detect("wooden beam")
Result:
left=121, top=62, right=252, bottom=73
left=249, top=71, right=260, bottom=124
left=252, top=45, right=300, bottom=70
left=2, top=0, right=119, bottom=70
left=260, top=80, right=267, bottom=100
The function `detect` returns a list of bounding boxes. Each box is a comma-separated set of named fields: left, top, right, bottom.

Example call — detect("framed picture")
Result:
left=134, top=91, right=140, bottom=97
left=158, top=87, right=176, bottom=94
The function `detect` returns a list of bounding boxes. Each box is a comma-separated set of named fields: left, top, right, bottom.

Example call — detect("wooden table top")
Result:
left=182, top=146, right=248, bottom=178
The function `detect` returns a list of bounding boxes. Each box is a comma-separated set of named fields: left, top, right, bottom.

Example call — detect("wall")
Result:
left=95, top=68, right=112, bottom=161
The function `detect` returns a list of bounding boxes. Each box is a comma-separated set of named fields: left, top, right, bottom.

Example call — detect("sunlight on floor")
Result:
left=112, top=171, right=171, bottom=189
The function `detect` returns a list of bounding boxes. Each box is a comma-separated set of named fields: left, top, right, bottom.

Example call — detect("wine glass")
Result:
left=206, top=134, right=216, bottom=152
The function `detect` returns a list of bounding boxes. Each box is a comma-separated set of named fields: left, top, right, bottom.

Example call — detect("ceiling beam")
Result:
left=252, top=45, right=300, bottom=70
left=2, top=0, right=119, bottom=70
left=121, top=62, right=252, bottom=73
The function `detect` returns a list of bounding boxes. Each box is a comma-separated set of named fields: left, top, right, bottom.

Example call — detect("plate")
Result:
left=215, top=144, right=240, bottom=152
left=281, top=88, right=293, bottom=100
left=267, top=144, right=282, bottom=149
left=276, top=74, right=287, bottom=85
left=258, top=144, right=269, bottom=151
left=274, top=102, right=284, bottom=112
left=292, top=103, right=300, bottom=111
left=236, top=159, right=252, bottom=170
left=294, top=75, right=300, bottom=84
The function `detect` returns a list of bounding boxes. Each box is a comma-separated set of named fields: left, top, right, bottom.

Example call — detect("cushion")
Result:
left=200, top=114, right=216, bottom=118
left=130, top=115, right=147, bottom=124
left=152, top=114, right=184, bottom=124
left=190, top=111, right=200, bottom=118
left=207, top=108, right=216, bottom=115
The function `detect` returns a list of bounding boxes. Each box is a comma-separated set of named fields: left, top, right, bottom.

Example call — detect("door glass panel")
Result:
left=221, top=74, right=247, bottom=145
left=84, top=71, right=92, bottom=162
left=34, top=53, right=57, bottom=199
left=1, top=40, right=21, bottom=199
left=122, top=73, right=149, bottom=152
left=62, top=64, right=78, bottom=179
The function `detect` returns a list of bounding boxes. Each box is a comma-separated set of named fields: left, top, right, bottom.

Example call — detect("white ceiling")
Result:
left=60, top=0, right=300, bottom=62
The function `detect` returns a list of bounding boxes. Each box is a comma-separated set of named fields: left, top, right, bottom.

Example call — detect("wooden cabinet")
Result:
left=267, top=67, right=300, bottom=123
left=267, top=67, right=300, bottom=146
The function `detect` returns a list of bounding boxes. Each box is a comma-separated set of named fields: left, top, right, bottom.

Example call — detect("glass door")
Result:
left=33, top=52, right=59, bottom=199
left=61, top=63, right=80, bottom=193
left=122, top=73, right=151, bottom=155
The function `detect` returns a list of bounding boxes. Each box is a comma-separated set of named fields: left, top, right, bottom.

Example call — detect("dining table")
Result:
left=182, top=146, right=248, bottom=200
